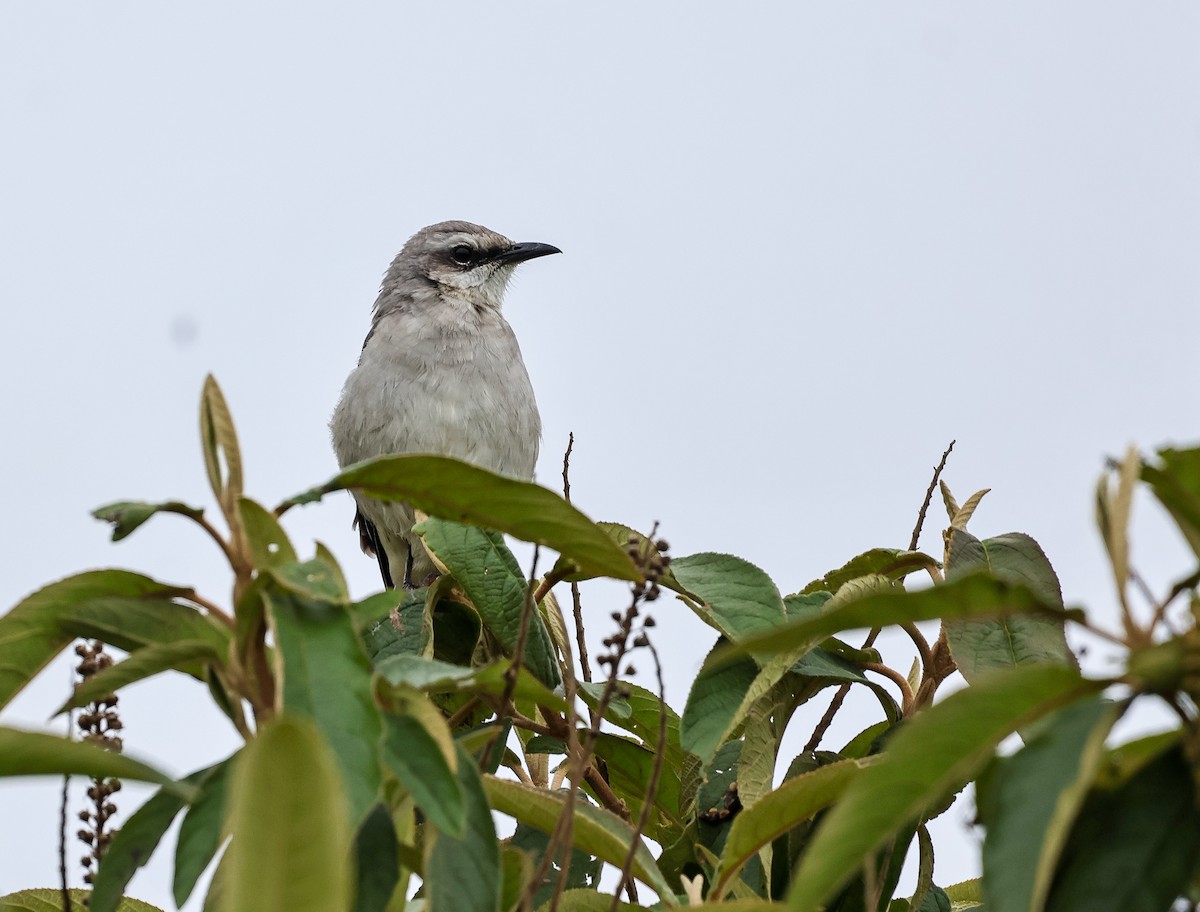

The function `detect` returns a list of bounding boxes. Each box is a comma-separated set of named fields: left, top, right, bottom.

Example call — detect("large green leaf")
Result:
left=352, top=804, right=399, bottom=912
left=236, top=496, right=299, bottom=570
left=57, top=640, right=222, bottom=714
left=0, top=727, right=192, bottom=796
left=265, top=582, right=382, bottom=824
left=483, top=776, right=676, bottom=901
left=174, top=755, right=237, bottom=908
left=670, top=553, right=786, bottom=643
left=944, top=531, right=1076, bottom=680
left=224, top=716, right=351, bottom=912
left=374, top=655, right=568, bottom=714
left=379, top=695, right=465, bottom=838
left=1043, top=745, right=1200, bottom=911
left=680, top=640, right=760, bottom=761
left=91, top=764, right=221, bottom=912
left=592, top=731, right=683, bottom=841
left=0, top=890, right=162, bottom=912
left=713, top=759, right=869, bottom=899
left=416, top=519, right=560, bottom=688
left=279, top=454, right=639, bottom=581
left=1141, top=446, right=1200, bottom=560
left=785, top=665, right=1103, bottom=912
left=0, top=570, right=203, bottom=709
left=976, top=697, right=1121, bottom=912
left=728, top=571, right=1070, bottom=664
left=424, top=744, right=502, bottom=912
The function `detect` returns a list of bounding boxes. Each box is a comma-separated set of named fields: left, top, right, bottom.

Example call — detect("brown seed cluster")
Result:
left=74, top=641, right=123, bottom=884
left=595, top=533, right=670, bottom=684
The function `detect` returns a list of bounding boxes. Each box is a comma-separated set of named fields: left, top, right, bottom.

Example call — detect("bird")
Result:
left=330, top=220, right=560, bottom=589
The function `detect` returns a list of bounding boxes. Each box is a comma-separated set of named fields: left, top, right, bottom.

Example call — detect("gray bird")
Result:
left=330, top=221, right=559, bottom=589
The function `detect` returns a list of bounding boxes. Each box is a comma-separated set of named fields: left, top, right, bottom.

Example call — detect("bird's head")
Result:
left=392, top=221, right=561, bottom=311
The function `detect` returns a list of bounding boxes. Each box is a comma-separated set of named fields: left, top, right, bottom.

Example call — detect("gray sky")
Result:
left=2, top=3, right=1198, bottom=907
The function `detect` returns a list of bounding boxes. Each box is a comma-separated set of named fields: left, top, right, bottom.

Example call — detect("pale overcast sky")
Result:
left=2, top=4, right=1198, bottom=908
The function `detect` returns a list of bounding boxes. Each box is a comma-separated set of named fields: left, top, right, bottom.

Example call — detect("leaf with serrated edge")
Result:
left=416, top=519, right=560, bottom=688
left=279, top=454, right=638, bottom=581
left=670, top=552, right=786, bottom=643
left=784, top=665, right=1102, bottom=912
left=483, top=776, right=676, bottom=900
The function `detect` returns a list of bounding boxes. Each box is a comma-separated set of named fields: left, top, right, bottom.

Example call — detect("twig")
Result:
left=610, top=638, right=667, bottom=912
left=193, top=511, right=242, bottom=571
left=183, top=591, right=236, bottom=629
left=900, top=622, right=934, bottom=680
left=561, top=432, right=594, bottom=687
left=446, top=697, right=482, bottom=731
left=59, top=680, right=72, bottom=912
left=804, top=626, right=883, bottom=750
left=485, top=545, right=541, bottom=772
left=910, top=440, right=955, bottom=551
left=865, top=662, right=916, bottom=715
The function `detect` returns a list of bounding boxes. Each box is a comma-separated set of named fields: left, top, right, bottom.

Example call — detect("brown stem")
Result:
left=910, top=440, right=955, bottom=551
left=900, top=622, right=934, bottom=680
left=865, top=662, right=916, bottom=715
left=183, top=591, right=235, bottom=629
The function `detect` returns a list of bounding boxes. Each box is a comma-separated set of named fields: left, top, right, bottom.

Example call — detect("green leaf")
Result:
left=499, top=844, right=534, bottom=912
left=0, top=727, right=193, bottom=796
left=483, top=776, right=676, bottom=900
left=728, top=570, right=1071, bottom=665
left=0, top=889, right=163, bottom=912
left=91, top=500, right=205, bottom=542
left=353, top=804, right=400, bottom=912
left=92, top=764, right=220, bottom=912
left=374, top=656, right=568, bottom=715
left=511, top=820, right=603, bottom=906
left=714, top=759, right=867, bottom=896
left=416, top=519, right=561, bottom=688
left=1044, top=745, right=1200, bottom=911
left=592, top=732, right=683, bottom=840
left=680, top=640, right=760, bottom=761
left=237, top=496, right=299, bottom=569
left=224, top=716, right=352, bottom=912
left=56, top=640, right=222, bottom=714
left=0, top=570, right=200, bottom=710
left=174, top=755, right=237, bottom=908
left=279, top=454, right=639, bottom=581
left=800, top=549, right=940, bottom=596
left=199, top=373, right=245, bottom=518
left=944, top=531, right=1076, bottom=680
left=1141, top=445, right=1200, bottom=559
left=379, top=701, right=466, bottom=838
left=355, top=590, right=431, bottom=663
left=976, top=697, right=1121, bottom=912
left=265, top=585, right=382, bottom=824
left=785, top=665, right=1103, bottom=912
left=534, top=891, right=644, bottom=912
left=425, top=744, right=502, bottom=912
left=670, top=553, right=786, bottom=643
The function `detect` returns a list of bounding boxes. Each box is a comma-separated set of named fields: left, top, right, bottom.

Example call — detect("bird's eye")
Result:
left=450, top=245, right=475, bottom=266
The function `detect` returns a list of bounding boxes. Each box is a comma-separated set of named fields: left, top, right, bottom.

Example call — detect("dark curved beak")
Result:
left=489, top=241, right=562, bottom=266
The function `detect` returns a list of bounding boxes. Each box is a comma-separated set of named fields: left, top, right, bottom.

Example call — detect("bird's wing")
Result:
left=353, top=507, right=395, bottom=589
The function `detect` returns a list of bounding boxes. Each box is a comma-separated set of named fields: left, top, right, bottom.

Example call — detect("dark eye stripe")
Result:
left=449, top=245, right=476, bottom=266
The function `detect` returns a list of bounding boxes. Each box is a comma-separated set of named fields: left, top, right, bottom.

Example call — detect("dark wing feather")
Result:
left=353, top=508, right=395, bottom=589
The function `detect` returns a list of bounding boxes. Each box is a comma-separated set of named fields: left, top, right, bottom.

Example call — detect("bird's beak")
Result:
left=489, top=241, right=562, bottom=266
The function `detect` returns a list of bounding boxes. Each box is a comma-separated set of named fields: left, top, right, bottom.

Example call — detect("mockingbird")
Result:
left=330, top=220, right=559, bottom=589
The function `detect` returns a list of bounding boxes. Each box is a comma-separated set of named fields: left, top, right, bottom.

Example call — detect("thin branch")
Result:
left=59, top=680, right=72, bottom=912
left=910, top=440, right=955, bottom=551
left=191, top=511, right=241, bottom=570
left=485, top=545, right=541, bottom=772
left=611, top=638, right=667, bottom=912
left=804, top=626, right=883, bottom=751
left=183, top=591, right=235, bottom=629
left=561, top=432, right=594, bottom=687
left=900, top=622, right=934, bottom=680
left=446, top=697, right=482, bottom=731
left=864, top=661, right=916, bottom=715
left=503, top=758, right=535, bottom=787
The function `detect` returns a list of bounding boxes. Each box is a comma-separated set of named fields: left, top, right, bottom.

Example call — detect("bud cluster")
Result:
left=73, top=640, right=123, bottom=884
left=595, top=533, right=670, bottom=685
